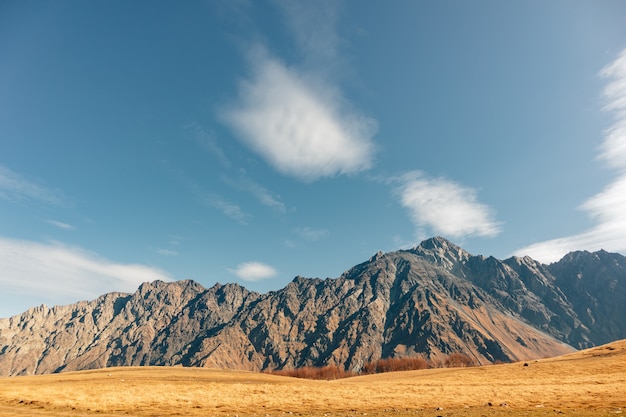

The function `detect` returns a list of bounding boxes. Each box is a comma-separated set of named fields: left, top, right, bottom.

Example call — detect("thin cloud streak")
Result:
left=0, top=237, right=172, bottom=316
left=272, top=0, right=342, bottom=73
left=45, top=219, right=75, bottom=230
left=515, top=48, right=626, bottom=263
left=295, top=226, right=329, bottom=241
left=228, top=261, right=277, bottom=282
left=156, top=248, right=178, bottom=257
left=203, top=194, right=250, bottom=224
left=222, top=175, right=287, bottom=214
left=0, top=165, right=64, bottom=206
left=187, top=123, right=230, bottom=167
left=395, top=171, right=501, bottom=239
left=171, top=167, right=251, bottom=225
left=221, top=51, right=377, bottom=182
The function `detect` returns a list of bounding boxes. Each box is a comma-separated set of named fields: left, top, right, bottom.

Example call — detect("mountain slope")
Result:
left=548, top=249, right=626, bottom=345
left=2, top=237, right=625, bottom=376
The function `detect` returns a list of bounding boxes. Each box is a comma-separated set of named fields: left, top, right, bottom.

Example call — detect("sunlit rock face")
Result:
left=2, top=237, right=625, bottom=376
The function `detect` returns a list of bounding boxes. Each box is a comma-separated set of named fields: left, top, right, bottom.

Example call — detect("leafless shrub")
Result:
left=269, top=365, right=353, bottom=380
left=443, top=353, right=475, bottom=368
left=361, top=356, right=430, bottom=374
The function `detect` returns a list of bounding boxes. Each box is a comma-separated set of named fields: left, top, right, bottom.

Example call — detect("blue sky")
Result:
left=2, top=1, right=626, bottom=318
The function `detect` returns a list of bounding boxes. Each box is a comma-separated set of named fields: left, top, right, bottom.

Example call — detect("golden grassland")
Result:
left=1, top=341, right=625, bottom=417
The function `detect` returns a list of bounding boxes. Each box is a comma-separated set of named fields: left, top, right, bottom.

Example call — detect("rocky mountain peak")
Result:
left=138, top=279, right=204, bottom=292
left=369, top=250, right=385, bottom=262
left=505, top=255, right=550, bottom=280
left=509, top=255, right=538, bottom=265
left=411, top=236, right=471, bottom=271
left=557, top=249, right=624, bottom=266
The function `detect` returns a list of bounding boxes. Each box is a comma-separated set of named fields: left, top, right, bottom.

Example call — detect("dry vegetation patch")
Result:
left=1, top=341, right=625, bottom=417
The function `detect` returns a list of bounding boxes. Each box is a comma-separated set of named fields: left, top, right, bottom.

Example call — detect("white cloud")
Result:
left=45, top=219, right=74, bottom=230
left=156, top=248, right=178, bottom=257
left=395, top=171, right=501, bottom=239
left=295, top=226, right=329, bottom=241
left=228, top=261, right=277, bottom=282
left=221, top=53, right=377, bottom=182
left=598, top=49, right=626, bottom=170
left=0, top=237, right=172, bottom=317
left=515, top=48, right=626, bottom=263
left=515, top=172, right=626, bottom=263
left=0, top=165, right=64, bottom=206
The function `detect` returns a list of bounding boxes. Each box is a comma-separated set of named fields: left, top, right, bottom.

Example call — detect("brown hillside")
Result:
left=0, top=339, right=624, bottom=417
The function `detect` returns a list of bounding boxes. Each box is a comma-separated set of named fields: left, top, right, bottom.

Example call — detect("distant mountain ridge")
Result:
left=1, top=237, right=626, bottom=376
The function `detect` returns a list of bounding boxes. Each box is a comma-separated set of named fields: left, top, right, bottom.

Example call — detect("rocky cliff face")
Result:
left=1, top=237, right=625, bottom=376
left=548, top=250, right=626, bottom=345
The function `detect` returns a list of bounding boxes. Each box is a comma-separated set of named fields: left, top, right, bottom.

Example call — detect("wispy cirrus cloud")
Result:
left=285, top=226, right=330, bottom=249
left=515, top=48, right=626, bottom=262
left=45, top=219, right=75, bottom=230
left=0, top=165, right=64, bottom=206
left=272, top=0, right=343, bottom=73
left=171, top=167, right=251, bottom=225
left=598, top=49, right=626, bottom=171
left=156, top=248, right=178, bottom=257
left=203, top=194, right=250, bottom=224
left=187, top=123, right=230, bottom=167
left=227, top=261, right=277, bottom=282
left=394, top=171, right=501, bottom=240
left=295, top=226, right=329, bottom=241
left=221, top=52, right=377, bottom=182
left=0, top=237, right=172, bottom=318
left=221, top=174, right=287, bottom=214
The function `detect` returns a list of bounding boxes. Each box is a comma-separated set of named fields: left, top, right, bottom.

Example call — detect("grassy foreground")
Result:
left=0, top=341, right=625, bottom=417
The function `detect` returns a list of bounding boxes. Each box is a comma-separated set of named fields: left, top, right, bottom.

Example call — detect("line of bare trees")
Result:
left=268, top=353, right=476, bottom=380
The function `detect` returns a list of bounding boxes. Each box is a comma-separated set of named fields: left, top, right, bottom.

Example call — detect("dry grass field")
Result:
left=1, top=340, right=625, bottom=417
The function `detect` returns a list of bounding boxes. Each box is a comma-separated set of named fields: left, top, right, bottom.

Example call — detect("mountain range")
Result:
left=1, top=237, right=625, bottom=377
